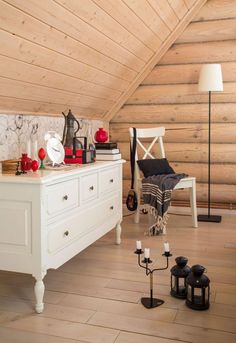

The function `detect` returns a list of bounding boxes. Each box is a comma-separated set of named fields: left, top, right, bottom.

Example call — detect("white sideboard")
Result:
left=0, top=160, right=124, bottom=313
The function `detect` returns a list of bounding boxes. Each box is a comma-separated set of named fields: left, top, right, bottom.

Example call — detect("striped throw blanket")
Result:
left=142, top=173, right=186, bottom=235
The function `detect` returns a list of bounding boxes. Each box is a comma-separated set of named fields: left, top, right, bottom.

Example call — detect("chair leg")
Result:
left=190, top=182, right=198, bottom=228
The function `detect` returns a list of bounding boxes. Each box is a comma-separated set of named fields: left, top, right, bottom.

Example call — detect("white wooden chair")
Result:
left=129, top=127, right=198, bottom=228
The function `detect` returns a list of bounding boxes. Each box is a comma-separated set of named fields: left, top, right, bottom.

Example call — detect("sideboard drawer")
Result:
left=100, top=166, right=120, bottom=195
left=48, top=194, right=120, bottom=254
left=47, top=179, right=79, bottom=216
left=80, top=173, right=98, bottom=203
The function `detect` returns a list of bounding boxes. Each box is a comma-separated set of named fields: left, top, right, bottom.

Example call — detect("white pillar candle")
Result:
left=33, top=140, right=38, bottom=160
left=136, top=240, right=142, bottom=250
left=144, top=248, right=150, bottom=259
left=164, top=242, right=170, bottom=252
left=26, top=139, right=31, bottom=157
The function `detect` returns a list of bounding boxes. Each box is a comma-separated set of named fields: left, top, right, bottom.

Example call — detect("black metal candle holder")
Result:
left=135, top=249, right=172, bottom=309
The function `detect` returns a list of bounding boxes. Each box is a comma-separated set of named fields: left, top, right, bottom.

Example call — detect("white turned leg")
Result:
left=190, top=182, right=198, bottom=228
left=134, top=185, right=140, bottom=224
left=34, top=279, right=45, bottom=313
left=115, top=221, right=122, bottom=245
left=134, top=208, right=140, bottom=224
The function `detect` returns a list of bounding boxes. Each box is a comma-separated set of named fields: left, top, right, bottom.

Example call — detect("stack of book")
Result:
left=95, top=142, right=121, bottom=161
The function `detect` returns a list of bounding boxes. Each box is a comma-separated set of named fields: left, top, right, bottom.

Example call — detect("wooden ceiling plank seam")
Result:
left=0, top=96, right=104, bottom=118
left=105, top=0, right=207, bottom=121
left=0, top=73, right=117, bottom=104
left=193, top=0, right=236, bottom=22
left=92, top=0, right=162, bottom=52
left=0, top=77, right=114, bottom=111
left=0, top=24, right=137, bottom=83
left=122, top=0, right=171, bottom=42
left=0, top=54, right=122, bottom=101
left=0, top=1, right=139, bottom=79
left=167, top=0, right=189, bottom=20
left=4, top=0, right=146, bottom=70
left=0, top=29, right=131, bottom=91
left=183, top=0, right=197, bottom=10
left=1, top=73, right=120, bottom=103
left=53, top=0, right=154, bottom=62
left=147, top=0, right=180, bottom=31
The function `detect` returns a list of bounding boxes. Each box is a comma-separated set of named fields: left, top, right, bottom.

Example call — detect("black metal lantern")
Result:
left=170, top=256, right=191, bottom=298
left=186, top=264, right=210, bottom=310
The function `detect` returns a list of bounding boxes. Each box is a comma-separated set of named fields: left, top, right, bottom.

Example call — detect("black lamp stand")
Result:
left=198, top=91, right=221, bottom=223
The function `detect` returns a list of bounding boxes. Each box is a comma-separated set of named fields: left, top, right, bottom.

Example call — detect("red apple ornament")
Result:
left=31, top=160, right=39, bottom=172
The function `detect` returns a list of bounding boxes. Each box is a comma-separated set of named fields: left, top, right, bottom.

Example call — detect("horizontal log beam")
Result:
left=142, top=62, right=236, bottom=85
left=113, top=103, right=236, bottom=123
left=123, top=180, right=236, bottom=204
left=159, top=40, right=236, bottom=65
left=123, top=162, right=236, bottom=185
left=120, top=142, right=236, bottom=163
left=126, top=83, right=236, bottom=105
left=110, top=123, right=236, bottom=143
left=176, top=18, right=236, bottom=44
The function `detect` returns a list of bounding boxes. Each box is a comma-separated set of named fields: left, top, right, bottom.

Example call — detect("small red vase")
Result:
left=95, top=128, right=108, bottom=143
left=21, top=153, right=32, bottom=172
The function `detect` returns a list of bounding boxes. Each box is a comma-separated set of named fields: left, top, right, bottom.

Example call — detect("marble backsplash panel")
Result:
left=0, top=113, right=105, bottom=161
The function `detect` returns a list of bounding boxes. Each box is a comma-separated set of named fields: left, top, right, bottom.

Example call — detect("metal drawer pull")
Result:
left=110, top=206, right=114, bottom=210
left=64, top=230, right=69, bottom=236
left=110, top=179, right=114, bottom=183
left=89, top=186, right=94, bottom=191
left=63, top=195, right=68, bottom=200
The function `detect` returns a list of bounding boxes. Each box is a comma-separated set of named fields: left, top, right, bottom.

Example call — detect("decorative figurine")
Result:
left=38, top=148, right=46, bottom=169
left=31, top=160, right=39, bottom=172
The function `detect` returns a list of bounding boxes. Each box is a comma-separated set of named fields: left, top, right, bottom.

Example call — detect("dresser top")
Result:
left=0, top=160, right=125, bottom=184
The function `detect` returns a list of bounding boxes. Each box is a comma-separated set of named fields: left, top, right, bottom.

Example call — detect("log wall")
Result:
left=110, top=0, right=236, bottom=206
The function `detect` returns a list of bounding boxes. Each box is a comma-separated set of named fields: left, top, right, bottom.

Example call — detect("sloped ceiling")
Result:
left=0, top=0, right=206, bottom=119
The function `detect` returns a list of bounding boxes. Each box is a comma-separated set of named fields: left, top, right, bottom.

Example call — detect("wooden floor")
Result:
left=0, top=209, right=236, bottom=343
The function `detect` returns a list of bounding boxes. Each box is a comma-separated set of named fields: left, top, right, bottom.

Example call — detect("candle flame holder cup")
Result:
left=135, top=248, right=172, bottom=309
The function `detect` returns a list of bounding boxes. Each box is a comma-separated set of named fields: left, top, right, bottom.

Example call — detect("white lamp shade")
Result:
left=198, top=64, right=223, bottom=92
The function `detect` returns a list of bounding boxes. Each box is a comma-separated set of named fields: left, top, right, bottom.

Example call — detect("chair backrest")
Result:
left=129, top=127, right=166, bottom=183
left=129, top=127, right=166, bottom=160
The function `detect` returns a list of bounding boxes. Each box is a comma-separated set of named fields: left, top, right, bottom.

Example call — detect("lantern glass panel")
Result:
left=171, top=275, right=176, bottom=291
left=205, top=288, right=209, bottom=302
left=187, top=285, right=192, bottom=301
left=178, top=277, right=185, bottom=295
left=194, top=288, right=202, bottom=305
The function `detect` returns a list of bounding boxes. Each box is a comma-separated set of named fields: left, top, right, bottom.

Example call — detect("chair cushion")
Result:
left=137, top=158, right=175, bottom=177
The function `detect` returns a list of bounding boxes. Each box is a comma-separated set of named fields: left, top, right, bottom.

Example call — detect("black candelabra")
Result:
left=135, top=245, right=172, bottom=309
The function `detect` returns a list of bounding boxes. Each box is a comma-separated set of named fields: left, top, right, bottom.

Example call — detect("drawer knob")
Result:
left=89, top=186, right=94, bottom=191
left=110, top=179, right=114, bottom=183
left=110, top=205, right=114, bottom=210
left=63, top=195, right=68, bottom=200
left=64, top=230, right=69, bottom=236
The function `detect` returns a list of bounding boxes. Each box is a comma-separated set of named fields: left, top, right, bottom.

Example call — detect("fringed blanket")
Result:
left=142, top=173, right=186, bottom=235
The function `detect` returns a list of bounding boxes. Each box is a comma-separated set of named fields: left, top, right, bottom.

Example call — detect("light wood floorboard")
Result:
left=0, top=210, right=235, bottom=342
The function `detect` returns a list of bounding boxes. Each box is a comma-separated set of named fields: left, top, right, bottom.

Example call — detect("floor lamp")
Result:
left=198, top=64, right=223, bottom=223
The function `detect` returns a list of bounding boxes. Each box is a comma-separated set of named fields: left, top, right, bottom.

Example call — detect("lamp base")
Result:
left=198, top=214, right=221, bottom=223
left=141, top=297, right=164, bottom=308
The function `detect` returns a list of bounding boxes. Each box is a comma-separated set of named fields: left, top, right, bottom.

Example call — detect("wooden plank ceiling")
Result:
left=0, top=0, right=206, bottom=119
